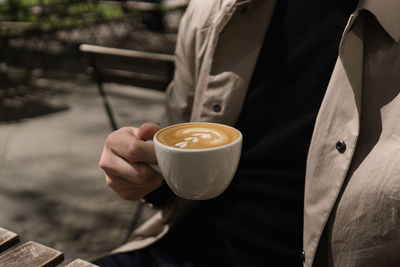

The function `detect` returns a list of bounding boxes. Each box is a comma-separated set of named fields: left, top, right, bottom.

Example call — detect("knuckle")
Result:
left=99, top=161, right=106, bottom=170
left=132, top=164, right=150, bottom=184
left=99, top=158, right=108, bottom=170
left=99, top=155, right=113, bottom=171
left=104, top=128, right=125, bottom=148
left=127, top=140, right=142, bottom=161
left=104, top=133, right=115, bottom=148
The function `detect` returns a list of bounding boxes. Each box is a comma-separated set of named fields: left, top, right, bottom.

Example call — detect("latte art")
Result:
left=156, top=123, right=241, bottom=149
left=174, top=128, right=228, bottom=148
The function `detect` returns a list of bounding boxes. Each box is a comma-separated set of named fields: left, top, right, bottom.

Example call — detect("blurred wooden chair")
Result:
left=79, top=44, right=174, bottom=131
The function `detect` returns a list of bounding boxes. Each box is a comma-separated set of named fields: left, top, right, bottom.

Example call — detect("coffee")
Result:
left=156, top=122, right=240, bottom=149
left=152, top=122, right=242, bottom=199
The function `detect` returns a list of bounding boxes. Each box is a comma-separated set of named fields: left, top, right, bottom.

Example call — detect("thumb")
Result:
left=138, top=122, right=161, bottom=141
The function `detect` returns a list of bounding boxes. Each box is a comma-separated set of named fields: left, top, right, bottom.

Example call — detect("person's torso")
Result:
left=161, top=1, right=357, bottom=266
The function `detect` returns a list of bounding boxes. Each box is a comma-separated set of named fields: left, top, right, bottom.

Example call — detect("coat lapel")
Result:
left=303, top=11, right=365, bottom=267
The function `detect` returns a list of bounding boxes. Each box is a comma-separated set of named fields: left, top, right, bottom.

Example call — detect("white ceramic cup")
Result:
left=150, top=122, right=242, bottom=200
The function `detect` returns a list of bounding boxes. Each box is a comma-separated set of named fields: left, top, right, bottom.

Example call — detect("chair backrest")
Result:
left=80, top=44, right=175, bottom=91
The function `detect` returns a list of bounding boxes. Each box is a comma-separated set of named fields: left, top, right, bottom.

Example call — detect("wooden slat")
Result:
left=101, top=67, right=168, bottom=82
left=0, top=227, right=19, bottom=253
left=79, top=44, right=175, bottom=63
left=65, top=258, right=98, bottom=267
left=100, top=69, right=170, bottom=91
left=0, top=241, right=64, bottom=267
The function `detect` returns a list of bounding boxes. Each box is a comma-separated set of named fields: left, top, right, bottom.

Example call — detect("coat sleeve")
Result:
left=149, top=0, right=219, bottom=206
left=161, top=0, right=209, bottom=126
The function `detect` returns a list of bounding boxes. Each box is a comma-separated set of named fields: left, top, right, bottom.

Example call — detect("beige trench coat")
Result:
left=114, top=0, right=400, bottom=266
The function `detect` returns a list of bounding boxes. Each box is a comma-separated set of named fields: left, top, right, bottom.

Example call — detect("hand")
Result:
left=99, top=122, right=163, bottom=200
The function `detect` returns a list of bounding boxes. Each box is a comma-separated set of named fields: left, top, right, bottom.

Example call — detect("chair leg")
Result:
left=90, top=53, right=118, bottom=131
left=96, top=79, right=118, bottom=131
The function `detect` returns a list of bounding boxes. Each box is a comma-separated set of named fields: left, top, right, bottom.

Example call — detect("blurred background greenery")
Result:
left=0, top=0, right=186, bottom=122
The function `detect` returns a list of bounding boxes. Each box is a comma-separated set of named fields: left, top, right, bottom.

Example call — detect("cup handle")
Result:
left=146, top=139, right=161, bottom=173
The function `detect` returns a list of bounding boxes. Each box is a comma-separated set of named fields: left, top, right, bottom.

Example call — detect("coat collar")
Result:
left=357, top=0, right=400, bottom=42
left=227, top=0, right=400, bottom=43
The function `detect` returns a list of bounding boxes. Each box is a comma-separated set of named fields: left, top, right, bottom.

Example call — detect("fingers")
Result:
left=138, top=122, right=161, bottom=141
left=105, top=127, right=157, bottom=164
left=105, top=173, right=163, bottom=200
left=100, top=145, right=163, bottom=200
left=100, top=148, right=160, bottom=185
left=99, top=123, right=163, bottom=201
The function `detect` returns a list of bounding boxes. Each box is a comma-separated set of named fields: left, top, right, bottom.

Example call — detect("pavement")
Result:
left=0, top=78, right=165, bottom=263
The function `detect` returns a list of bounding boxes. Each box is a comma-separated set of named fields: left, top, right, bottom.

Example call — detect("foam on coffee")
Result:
left=156, top=123, right=241, bottom=149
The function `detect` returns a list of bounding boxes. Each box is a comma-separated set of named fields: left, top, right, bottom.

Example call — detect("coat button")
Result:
left=301, top=250, right=305, bottom=262
left=336, top=139, right=346, bottom=153
left=212, top=103, right=222, bottom=112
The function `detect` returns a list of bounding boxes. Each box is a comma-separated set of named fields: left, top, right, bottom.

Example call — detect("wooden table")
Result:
left=0, top=227, right=98, bottom=267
